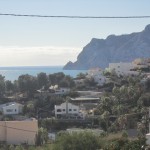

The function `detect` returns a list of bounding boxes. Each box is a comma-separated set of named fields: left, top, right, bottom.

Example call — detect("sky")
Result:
left=0, top=0, right=150, bottom=66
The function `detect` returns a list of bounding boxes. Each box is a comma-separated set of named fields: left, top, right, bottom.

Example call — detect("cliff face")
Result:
left=63, top=24, right=150, bottom=70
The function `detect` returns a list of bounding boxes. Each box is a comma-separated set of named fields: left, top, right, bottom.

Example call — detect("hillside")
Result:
left=64, top=24, right=150, bottom=70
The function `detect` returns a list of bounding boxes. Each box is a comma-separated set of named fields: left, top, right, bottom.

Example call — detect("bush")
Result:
left=53, top=132, right=100, bottom=150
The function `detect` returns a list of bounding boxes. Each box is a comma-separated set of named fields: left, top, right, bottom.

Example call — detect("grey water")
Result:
left=0, top=66, right=86, bottom=81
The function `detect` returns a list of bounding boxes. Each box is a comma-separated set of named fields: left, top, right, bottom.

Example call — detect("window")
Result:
left=57, top=109, right=61, bottom=112
left=73, top=109, right=77, bottom=111
left=15, top=109, right=17, bottom=112
left=6, top=109, right=13, bottom=112
left=63, top=109, right=65, bottom=111
left=69, top=109, right=72, bottom=111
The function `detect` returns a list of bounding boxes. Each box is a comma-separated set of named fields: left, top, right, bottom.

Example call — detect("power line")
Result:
left=0, top=13, right=150, bottom=19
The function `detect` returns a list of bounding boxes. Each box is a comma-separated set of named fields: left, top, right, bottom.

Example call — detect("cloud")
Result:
left=0, top=46, right=82, bottom=66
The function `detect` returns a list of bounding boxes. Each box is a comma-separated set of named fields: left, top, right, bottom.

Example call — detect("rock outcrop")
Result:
left=64, top=24, right=150, bottom=70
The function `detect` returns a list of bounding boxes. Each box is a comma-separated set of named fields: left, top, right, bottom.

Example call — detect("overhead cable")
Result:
left=0, top=124, right=37, bottom=133
left=0, top=13, right=150, bottom=19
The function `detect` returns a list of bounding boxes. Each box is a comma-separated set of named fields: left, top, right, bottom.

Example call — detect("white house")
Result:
left=109, top=62, right=139, bottom=76
left=87, top=68, right=106, bottom=86
left=54, top=87, right=70, bottom=95
left=49, top=85, right=70, bottom=95
left=0, top=102, right=23, bottom=115
left=34, top=86, right=70, bottom=98
left=55, top=102, right=79, bottom=118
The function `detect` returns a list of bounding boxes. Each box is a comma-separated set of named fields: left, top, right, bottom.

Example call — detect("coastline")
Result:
left=0, top=66, right=87, bottom=81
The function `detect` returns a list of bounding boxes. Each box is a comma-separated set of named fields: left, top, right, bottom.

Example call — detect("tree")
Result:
left=37, top=72, right=48, bottom=88
left=5, top=80, right=14, bottom=92
left=18, top=74, right=38, bottom=96
left=49, top=72, right=65, bottom=85
left=76, top=73, right=86, bottom=79
left=0, top=75, right=5, bottom=97
left=54, top=132, right=100, bottom=150
left=36, top=128, right=48, bottom=146
left=59, top=75, right=75, bottom=88
left=101, top=111, right=110, bottom=131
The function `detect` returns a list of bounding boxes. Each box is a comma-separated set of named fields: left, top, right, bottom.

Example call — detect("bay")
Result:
left=0, top=66, right=87, bottom=81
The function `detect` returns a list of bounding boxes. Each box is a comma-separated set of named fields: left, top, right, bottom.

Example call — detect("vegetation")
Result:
left=0, top=68, right=149, bottom=149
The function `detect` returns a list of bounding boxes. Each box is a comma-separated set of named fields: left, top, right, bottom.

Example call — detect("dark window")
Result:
left=57, top=109, right=61, bottom=112
left=69, top=109, right=72, bottom=111
left=6, top=109, right=13, bottom=112
left=15, top=109, right=17, bottom=112
left=63, top=109, right=65, bottom=111
left=73, top=109, right=77, bottom=111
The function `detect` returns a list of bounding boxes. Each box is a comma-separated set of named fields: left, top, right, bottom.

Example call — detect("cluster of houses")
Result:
left=0, top=58, right=149, bottom=145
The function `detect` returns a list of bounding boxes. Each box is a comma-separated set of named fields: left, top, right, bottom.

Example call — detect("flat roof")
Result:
left=70, top=97, right=100, bottom=101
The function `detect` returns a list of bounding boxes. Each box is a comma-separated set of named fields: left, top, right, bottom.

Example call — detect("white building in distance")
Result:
left=109, top=62, right=139, bottom=76
left=55, top=102, right=79, bottom=118
left=0, top=102, right=23, bottom=115
left=87, top=68, right=106, bottom=86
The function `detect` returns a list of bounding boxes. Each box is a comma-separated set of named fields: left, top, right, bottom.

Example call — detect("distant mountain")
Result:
left=63, top=24, right=150, bottom=70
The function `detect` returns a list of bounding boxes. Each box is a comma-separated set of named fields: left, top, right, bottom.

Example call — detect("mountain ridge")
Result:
left=64, top=24, right=150, bottom=70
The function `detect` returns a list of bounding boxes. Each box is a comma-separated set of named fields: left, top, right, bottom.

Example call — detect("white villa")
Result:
left=35, top=85, right=70, bottom=98
left=55, top=102, right=80, bottom=118
left=0, top=102, right=23, bottom=115
left=108, top=62, right=139, bottom=76
left=87, top=68, right=106, bottom=86
left=49, top=85, right=70, bottom=95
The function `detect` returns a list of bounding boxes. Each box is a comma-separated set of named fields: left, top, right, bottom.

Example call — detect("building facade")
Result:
left=0, top=102, right=23, bottom=115
left=0, top=118, right=38, bottom=145
left=109, top=62, right=138, bottom=76
left=55, top=102, right=79, bottom=118
left=87, top=68, right=106, bottom=86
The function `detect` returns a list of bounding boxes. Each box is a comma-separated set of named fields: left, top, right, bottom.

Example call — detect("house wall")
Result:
left=0, top=122, right=6, bottom=142
left=54, top=88, right=70, bottom=95
left=109, top=62, right=138, bottom=76
left=87, top=68, right=106, bottom=86
left=0, top=102, right=23, bottom=115
left=2, top=104, right=21, bottom=115
left=0, top=119, right=38, bottom=145
left=55, top=102, right=79, bottom=117
left=146, top=134, right=150, bottom=145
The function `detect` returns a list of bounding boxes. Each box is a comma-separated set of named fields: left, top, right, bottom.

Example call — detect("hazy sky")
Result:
left=0, top=0, right=150, bottom=66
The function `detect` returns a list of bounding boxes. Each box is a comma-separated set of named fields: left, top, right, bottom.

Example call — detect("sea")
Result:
left=0, top=66, right=87, bottom=81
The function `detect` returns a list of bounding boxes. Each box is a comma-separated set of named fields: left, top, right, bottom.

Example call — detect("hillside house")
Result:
left=0, top=102, right=23, bottom=115
left=49, top=85, right=70, bottom=95
left=87, top=68, right=106, bottom=86
left=34, top=85, right=70, bottom=98
left=109, top=62, right=139, bottom=76
left=70, top=97, right=100, bottom=104
left=55, top=102, right=80, bottom=118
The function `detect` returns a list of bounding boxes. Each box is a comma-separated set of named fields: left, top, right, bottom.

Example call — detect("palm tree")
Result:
left=101, top=111, right=110, bottom=131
